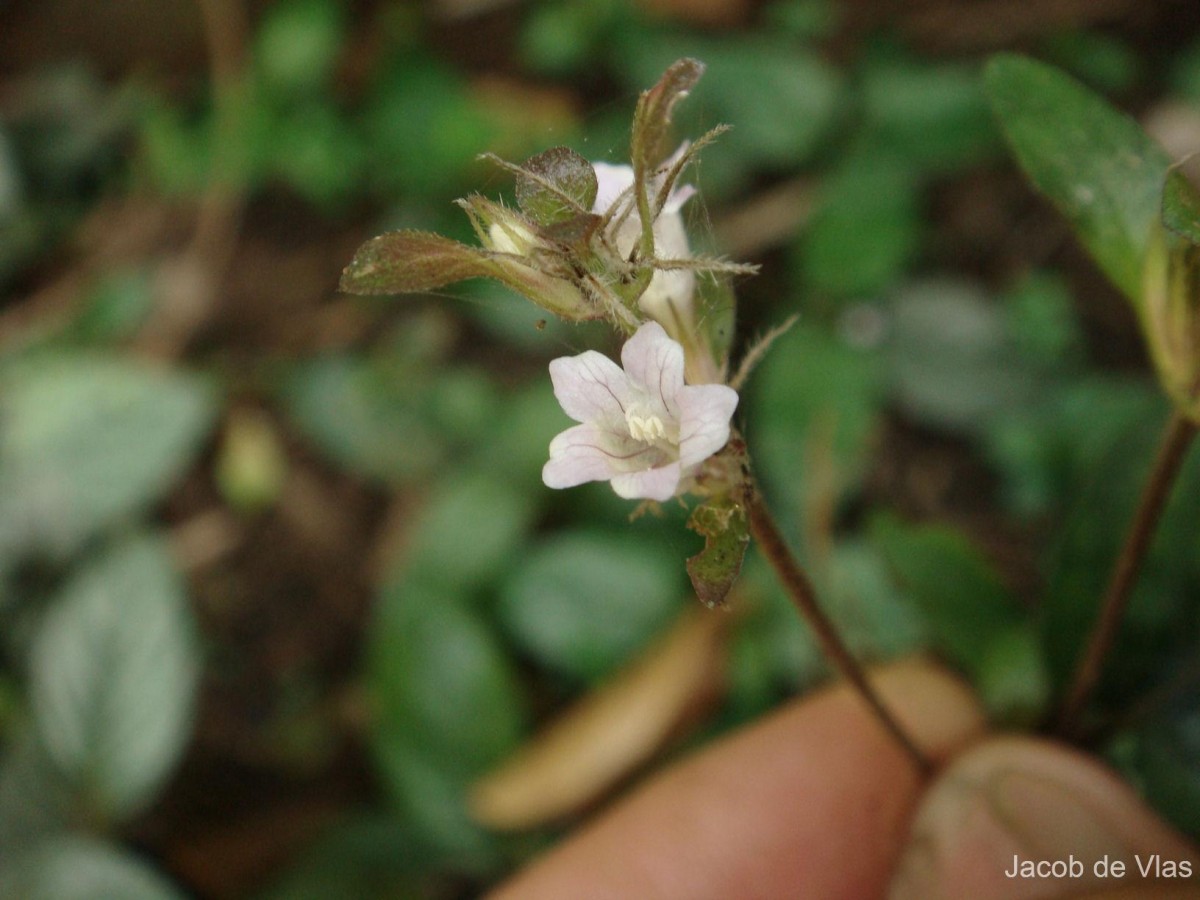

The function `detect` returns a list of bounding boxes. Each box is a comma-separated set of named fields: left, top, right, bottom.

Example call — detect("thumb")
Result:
left=890, top=737, right=1200, bottom=899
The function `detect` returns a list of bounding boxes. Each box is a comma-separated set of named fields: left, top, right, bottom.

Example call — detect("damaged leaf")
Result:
left=686, top=498, right=749, bottom=608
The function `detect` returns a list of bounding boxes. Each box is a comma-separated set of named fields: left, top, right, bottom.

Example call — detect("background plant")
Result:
left=1, top=1, right=1199, bottom=897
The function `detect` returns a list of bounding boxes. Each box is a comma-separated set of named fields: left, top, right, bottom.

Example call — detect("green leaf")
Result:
left=1040, top=383, right=1200, bottom=694
left=0, top=836, right=184, bottom=900
left=799, top=153, right=921, bottom=296
left=0, top=356, right=216, bottom=561
left=498, top=531, right=683, bottom=681
left=763, top=0, right=839, bottom=40
left=256, top=0, right=345, bottom=97
left=29, top=536, right=200, bottom=821
left=872, top=513, right=1022, bottom=674
left=861, top=53, right=997, bottom=172
left=481, top=377, right=572, bottom=482
left=254, top=813, right=432, bottom=900
left=371, top=582, right=525, bottom=775
left=271, top=102, right=365, bottom=208
left=68, top=268, right=155, bottom=344
left=514, top=146, right=598, bottom=226
left=1001, top=270, right=1085, bottom=369
left=402, top=470, right=537, bottom=592
left=731, top=555, right=823, bottom=693
left=889, top=279, right=1036, bottom=431
left=750, top=323, right=884, bottom=520
left=984, top=53, right=1172, bottom=302
left=1038, top=31, right=1140, bottom=95
left=825, top=540, right=927, bottom=659
left=369, top=582, right=524, bottom=862
left=519, top=0, right=616, bottom=75
left=1113, top=712, right=1200, bottom=837
left=702, top=43, right=841, bottom=170
left=686, top=498, right=749, bottom=608
left=363, top=56, right=494, bottom=199
left=282, top=348, right=496, bottom=487
left=976, top=624, right=1051, bottom=726
left=367, top=741, right=503, bottom=872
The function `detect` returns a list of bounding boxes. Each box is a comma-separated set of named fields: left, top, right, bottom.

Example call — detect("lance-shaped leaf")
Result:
left=984, top=54, right=1172, bottom=304
left=340, top=229, right=592, bottom=320
left=513, top=147, right=598, bottom=227
left=686, top=498, right=749, bottom=608
left=340, top=230, right=497, bottom=295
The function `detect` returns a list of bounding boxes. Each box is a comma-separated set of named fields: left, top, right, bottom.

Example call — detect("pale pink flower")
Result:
left=591, top=148, right=697, bottom=324
left=542, top=322, right=738, bottom=501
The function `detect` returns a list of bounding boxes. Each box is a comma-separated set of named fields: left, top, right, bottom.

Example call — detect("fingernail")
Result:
left=890, top=740, right=1196, bottom=900
left=987, top=767, right=1137, bottom=862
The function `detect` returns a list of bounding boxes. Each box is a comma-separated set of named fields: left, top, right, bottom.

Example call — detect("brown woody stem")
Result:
left=745, top=486, right=933, bottom=777
left=1053, top=411, right=1198, bottom=739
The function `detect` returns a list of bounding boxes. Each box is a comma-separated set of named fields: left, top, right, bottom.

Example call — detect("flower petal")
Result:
left=662, top=182, right=696, bottom=214
left=677, top=383, right=739, bottom=469
left=610, top=461, right=682, bottom=501
left=639, top=268, right=695, bottom=325
left=542, top=423, right=659, bottom=490
left=543, top=424, right=618, bottom=488
left=652, top=210, right=692, bottom=261
left=620, top=322, right=684, bottom=419
left=549, top=350, right=637, bottom=425
left=591, top=162, right=635, bottom=215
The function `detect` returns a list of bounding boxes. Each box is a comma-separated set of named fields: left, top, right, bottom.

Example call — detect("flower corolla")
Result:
left=542, top=321, right=738, bottom=501
left=591, top=148, right=697, bottom=324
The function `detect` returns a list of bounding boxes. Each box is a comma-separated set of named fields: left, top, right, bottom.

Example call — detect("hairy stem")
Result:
left=1054, top=411, right=1198, bottom=738
left=745, top=488, right=933, bottom=777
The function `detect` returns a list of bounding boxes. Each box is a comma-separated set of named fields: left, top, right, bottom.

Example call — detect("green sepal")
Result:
left=686, top=497, right=749, bottom=608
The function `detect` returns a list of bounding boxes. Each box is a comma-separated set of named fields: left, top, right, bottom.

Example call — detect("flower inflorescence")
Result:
left=341, top=58, right=758, bottom=603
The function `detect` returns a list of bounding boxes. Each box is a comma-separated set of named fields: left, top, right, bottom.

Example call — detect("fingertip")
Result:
left=491, top=659, right=985, bottom=900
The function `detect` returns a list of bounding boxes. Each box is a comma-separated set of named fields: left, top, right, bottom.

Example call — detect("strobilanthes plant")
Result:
left=340, top=58, right=933, bottom=771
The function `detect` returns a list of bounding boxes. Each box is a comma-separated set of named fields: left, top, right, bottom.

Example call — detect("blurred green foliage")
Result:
left=1, top=0, right=1199, bottom=896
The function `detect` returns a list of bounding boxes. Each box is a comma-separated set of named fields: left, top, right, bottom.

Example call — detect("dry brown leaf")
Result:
left=468, top=605, right=731, bottom=830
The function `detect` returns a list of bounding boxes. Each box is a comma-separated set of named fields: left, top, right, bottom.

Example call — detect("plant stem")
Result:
left=1053, top=411, right=1198, bottom=739
left=745, top=487, right=933, bottom=777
